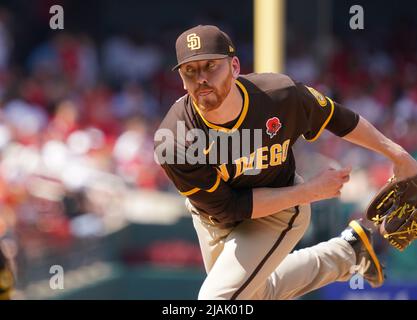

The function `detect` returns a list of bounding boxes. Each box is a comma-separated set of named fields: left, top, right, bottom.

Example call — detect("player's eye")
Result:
left=207, top=61, right=216, bottom=70
left=185, top=67, right=195, bottom=75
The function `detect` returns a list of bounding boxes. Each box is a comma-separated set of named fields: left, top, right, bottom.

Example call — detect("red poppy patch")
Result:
left=266, top=117, right=282, bottom=138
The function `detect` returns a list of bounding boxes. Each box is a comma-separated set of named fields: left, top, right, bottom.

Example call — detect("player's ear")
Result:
left=178, top=70, right=187, bottom=90
left=231, top=56, right=240, bottom=79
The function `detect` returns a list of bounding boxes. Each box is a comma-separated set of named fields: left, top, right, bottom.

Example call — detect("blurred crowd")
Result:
left=0, top=9, right=179, bottom=277
left=0, top=5, right=416, bottom=291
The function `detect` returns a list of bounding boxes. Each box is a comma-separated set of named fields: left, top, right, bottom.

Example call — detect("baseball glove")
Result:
left=366, top=174, right=417, bottom=251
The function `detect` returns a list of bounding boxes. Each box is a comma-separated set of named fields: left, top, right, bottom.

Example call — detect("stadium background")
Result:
left=0, top=0, right=416, bottom=299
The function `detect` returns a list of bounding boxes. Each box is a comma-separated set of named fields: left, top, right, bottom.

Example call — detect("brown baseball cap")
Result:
left=172, top=25, right=236, bottom=71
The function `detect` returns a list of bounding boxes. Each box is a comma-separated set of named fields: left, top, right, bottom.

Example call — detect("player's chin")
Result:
left=197, top=97, right=221, bottom=111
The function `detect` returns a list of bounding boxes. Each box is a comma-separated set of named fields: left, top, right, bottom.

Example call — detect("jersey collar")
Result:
left=191, top=79, right=249, bottom=133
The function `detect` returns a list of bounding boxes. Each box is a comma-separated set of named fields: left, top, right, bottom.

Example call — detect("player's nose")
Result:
left=196, top=72, right=209, bottom=84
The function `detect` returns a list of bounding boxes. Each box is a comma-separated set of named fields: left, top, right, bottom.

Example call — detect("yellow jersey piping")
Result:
left=179, top=173, right=221, bottom=196
left=303, top=97, right=335, bottom=142
left=192, top=79, right=249, bottom=133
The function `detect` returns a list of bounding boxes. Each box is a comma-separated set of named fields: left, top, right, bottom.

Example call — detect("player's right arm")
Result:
left=251, top=167, right=350, bottom=219
left=161, top=162, right=350, bottom=222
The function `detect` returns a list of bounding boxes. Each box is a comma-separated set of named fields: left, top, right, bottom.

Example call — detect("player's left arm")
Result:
left=295, top=83, right=360, bottom=142
left=295, top=82, right=417, bottom=180
left=342, top=115, right=417, bottom=180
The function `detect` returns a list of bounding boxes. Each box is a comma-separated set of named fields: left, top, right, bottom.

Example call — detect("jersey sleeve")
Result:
left=161, top=163, right=253, bottom=224
left=295, top=83, right=359, bottom=141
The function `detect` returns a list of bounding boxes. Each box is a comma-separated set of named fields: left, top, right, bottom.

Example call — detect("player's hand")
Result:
left=392, top=152, right=417, bottom=181
left=303, top=167, right=351, bottom=203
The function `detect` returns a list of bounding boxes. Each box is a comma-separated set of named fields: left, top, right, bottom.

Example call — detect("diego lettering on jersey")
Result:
left=155, top=123, right=264, bottom=166
left=217, top=139, right=291, bottom=181
left=154, top=122, right=291, bottom=178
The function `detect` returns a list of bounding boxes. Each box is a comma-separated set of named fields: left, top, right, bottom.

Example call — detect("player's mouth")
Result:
left=198, top=90, right=213, bottom=96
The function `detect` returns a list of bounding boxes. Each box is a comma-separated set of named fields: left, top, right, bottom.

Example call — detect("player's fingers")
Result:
left=341, top=174, right=350, bottom=183
left=339, top=166, right=352, bottom=176
left=327, top=191, right=340, bottom=200
left=335, top=183, right=344, bottom=192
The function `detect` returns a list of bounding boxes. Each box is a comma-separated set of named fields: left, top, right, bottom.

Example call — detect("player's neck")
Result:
left=201, top=82, right=243, bottom=125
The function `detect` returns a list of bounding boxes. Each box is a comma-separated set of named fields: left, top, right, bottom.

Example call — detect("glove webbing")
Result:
left=371, top=183, right=417, bottom=250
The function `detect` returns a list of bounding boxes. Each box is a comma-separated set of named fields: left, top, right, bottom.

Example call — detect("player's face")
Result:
left=179, top=58, right=237, bottom=112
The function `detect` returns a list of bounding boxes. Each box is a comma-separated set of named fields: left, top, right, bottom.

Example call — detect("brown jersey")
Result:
left=155, top=73, right=359, bottom=224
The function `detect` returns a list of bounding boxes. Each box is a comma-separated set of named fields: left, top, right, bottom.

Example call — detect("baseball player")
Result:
left=154, top=25, right=417, bottom=299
